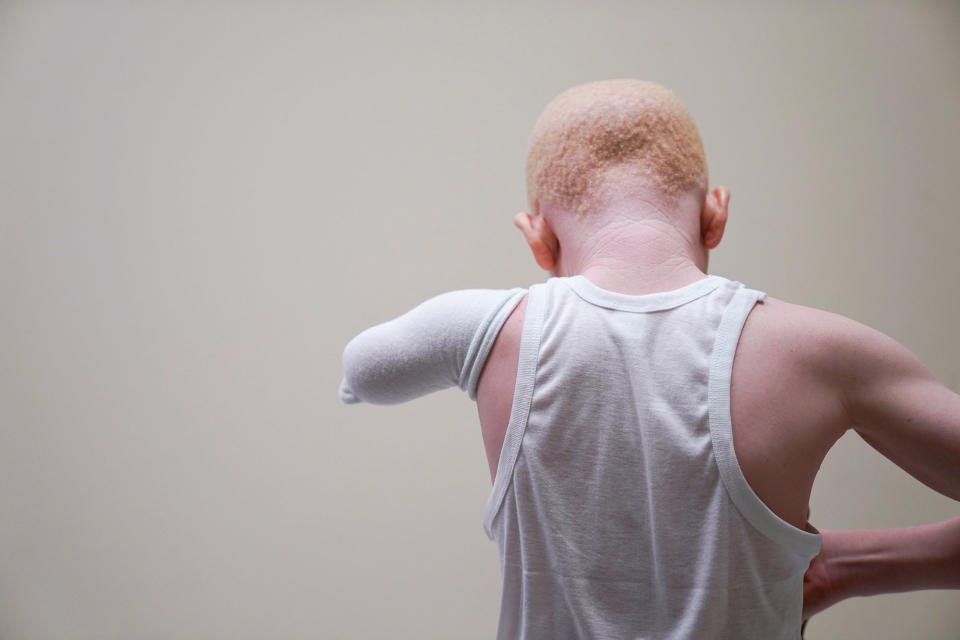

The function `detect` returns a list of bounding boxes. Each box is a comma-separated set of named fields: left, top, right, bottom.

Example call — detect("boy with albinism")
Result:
left=340, top=79, right=960, bottom=639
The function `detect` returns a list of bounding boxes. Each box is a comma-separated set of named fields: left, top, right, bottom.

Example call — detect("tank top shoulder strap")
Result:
left=483, top=282, right=547, bottom=538
left=459, top=287, right=528, bottom=399
left=707, top=283, right=821, bottom=557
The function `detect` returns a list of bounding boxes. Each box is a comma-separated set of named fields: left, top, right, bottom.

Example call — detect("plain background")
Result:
left=2, top=1, right=958, bottom=638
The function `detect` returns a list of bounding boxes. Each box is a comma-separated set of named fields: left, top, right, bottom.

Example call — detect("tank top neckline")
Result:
left=561, top=273, right=726, bottom=312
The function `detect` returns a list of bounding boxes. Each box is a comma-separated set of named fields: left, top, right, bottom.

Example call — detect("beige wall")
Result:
left=2, top=1, right=958, bottom=637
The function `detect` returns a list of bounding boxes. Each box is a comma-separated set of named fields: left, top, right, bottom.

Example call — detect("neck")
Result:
left=543, top=192, right=709, bottom=295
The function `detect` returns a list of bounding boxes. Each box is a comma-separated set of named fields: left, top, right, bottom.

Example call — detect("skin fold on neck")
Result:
left=538, top=188, right=715, bottom=295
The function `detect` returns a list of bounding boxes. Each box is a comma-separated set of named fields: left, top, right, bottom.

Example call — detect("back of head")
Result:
left=525, top=80, right=708, bottom=217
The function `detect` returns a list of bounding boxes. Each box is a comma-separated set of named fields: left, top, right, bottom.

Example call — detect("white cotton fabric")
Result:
left=339, top=274, right=821, bottom=639
left=339, top=287, right=526, bottom=405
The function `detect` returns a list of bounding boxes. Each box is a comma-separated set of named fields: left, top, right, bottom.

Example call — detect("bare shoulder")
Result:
left=733, top=293, right=915, bottom=437
left=761, top=294, right=960, bottom=504
left=742, top=294, right=933, bottom=399
left=740, top=295, right=866, bottom=367
left=731, top=295, right=865, bottom=526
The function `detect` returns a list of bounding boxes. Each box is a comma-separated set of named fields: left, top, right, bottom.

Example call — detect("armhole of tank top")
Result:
left=460, top=288, right=529, bottom=400
left=482, top=283, right=546, bottom=539
left=708, top=284, right=822, bottom=559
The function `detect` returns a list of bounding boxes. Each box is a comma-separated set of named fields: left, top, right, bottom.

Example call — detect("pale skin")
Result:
left=475, top=181, right=960, bottom=623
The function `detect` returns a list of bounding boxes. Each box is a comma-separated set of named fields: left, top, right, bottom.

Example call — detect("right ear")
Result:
left=513, top=211, right=559, bottom=272
left=701, top=186, right=730, bottom=250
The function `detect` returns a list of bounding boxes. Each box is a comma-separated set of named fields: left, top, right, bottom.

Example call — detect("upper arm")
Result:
left=339, top=288, right=526, bottom=405
left=825, top=313, right=960, bottom=500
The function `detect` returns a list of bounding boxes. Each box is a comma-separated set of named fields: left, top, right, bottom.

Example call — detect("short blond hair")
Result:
left=525, top=79, right=708, bottom=216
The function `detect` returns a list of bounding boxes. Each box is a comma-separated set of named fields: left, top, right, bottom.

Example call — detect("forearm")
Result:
left=826, top=516, right=960, bottom=600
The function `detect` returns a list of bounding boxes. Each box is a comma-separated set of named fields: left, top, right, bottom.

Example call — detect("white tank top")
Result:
left=483, top=274, right=821, bottom=639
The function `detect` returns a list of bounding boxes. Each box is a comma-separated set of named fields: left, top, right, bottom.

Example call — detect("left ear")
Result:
left=513, top=211, right=559, bottom=272
left=701, top=186, right=730, bottom=250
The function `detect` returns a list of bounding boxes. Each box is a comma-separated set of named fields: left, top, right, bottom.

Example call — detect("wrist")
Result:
left=816, top=529, right=864, bottom=603
left=824, top=529, right=892, bottom=599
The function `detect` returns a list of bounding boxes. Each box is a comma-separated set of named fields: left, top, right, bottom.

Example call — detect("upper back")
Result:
left=477, top=278, right=849, bottom=530
left=476, top=274, right=843, bottom=638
